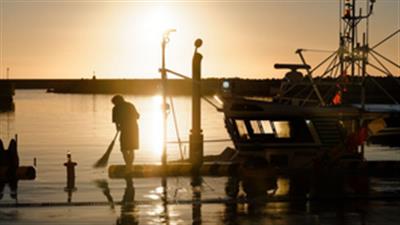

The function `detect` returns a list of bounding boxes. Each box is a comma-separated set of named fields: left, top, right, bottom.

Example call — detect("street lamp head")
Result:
left=162, top=29, right=176, bottom=45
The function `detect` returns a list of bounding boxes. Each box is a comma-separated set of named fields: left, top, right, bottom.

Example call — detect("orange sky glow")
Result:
left=0, top=0, right=399, bottom=79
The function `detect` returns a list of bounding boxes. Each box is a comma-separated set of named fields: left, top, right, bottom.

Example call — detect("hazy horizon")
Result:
left=0, top=0, right=399, bottom=79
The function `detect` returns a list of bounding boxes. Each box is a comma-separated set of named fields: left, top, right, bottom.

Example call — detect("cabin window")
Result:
left=250, top=120, right=274, bottom=134
left=250, top=120, right=262, bottom=134
left=261, top=120, right=274, bottom=134
left=248, top=120, right=291, bottom=138
left=235, top=120, right=249, bottom=139
left=233, top=119, right=315, bottom=143
left=273, top=121, right=291, bottom=138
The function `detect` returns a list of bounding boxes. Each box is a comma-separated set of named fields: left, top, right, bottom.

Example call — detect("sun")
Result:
left=148, top=6, right=176, bottom=36
left=138, top=5, right=178, bottom=46
left=114, top=4, right=183, bottom=78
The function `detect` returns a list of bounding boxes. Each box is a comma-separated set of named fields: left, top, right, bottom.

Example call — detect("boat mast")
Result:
left=340, top=0, right=371, bottom=78
left=277, top=0, right=399, bottom=106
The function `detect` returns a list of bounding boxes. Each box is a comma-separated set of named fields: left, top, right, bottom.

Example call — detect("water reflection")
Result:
left=117, top=178, right=138, bottom=225
left=90, top=174, right=397, bottom=225
left=191, top=176, right=202, bottom=225
left=0, top=138, right=19, bottom=202
left=94, top=179, right=115, bottom=210
left=0, top=112, right=15, bottom=141
left=95, top=178, right=171, bottom=225
left=95, top=178, right=139, bottom=224
left=150, top=178, right=170, bottom=225
left=220, top=175, right=373, bottom=225
left=144, top=95, right=163, bottom=158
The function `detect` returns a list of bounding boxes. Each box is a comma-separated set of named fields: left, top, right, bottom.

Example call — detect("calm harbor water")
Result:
left=0, top=90, right=400, bottom=224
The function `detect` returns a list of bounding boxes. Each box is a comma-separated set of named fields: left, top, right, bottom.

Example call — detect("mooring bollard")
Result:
left=64, top=152, right=77, bottom=202
left=64, top=152, right=77, bottom=189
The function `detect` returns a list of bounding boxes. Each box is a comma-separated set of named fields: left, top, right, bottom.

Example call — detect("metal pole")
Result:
left=161, top=36, right=167, bottom=170
left=351, top=0, right=356, bottom=77
left=160, top=29, right=175, bottom=195
left=339, top=0, right=344, bottom=76
left=297, top=51, right=326, bottom=106
left=360, top=32, right=367, bottom=157
left=160, top=29, right=175, bottom=168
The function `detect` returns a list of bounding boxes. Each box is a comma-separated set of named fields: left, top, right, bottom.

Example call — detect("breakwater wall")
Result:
left=2, top=77, right=400, bottom=102
left=1, top=78, right=282, bottom=96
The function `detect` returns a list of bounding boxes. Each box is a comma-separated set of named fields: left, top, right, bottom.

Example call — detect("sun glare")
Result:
left=138, top=5, right=178, bottom=47
left=148, top=6, right=176, bottom=36
left=148, top=95, right=163, bottom=158
left=117, top=4, right=180, bottom=77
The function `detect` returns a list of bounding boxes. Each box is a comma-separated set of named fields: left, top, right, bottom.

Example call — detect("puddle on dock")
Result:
left=1, top=197, right=400, bottom=225
left=1, top=176, right=400, bottom=224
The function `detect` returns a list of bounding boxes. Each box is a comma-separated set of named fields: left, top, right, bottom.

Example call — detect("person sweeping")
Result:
left=111, top=95, right=140, bottom=171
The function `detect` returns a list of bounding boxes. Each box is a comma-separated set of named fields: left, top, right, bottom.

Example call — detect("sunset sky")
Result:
left=0, top=0, right=398, bottom=79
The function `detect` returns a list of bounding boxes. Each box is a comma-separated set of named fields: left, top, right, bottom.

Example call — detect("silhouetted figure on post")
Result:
left=189, top=38, right=204, bottom=172
left=111, top=95, right=140, bottom=171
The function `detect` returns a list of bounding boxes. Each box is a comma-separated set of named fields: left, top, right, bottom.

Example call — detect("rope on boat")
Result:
left=2, top=194, right=400, bottom=208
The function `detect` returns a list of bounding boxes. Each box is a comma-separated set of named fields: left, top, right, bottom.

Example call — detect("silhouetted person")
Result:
left=111, top=95, right=140, bottom=170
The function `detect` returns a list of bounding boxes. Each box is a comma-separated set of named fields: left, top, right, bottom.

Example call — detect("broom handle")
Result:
left=113, top=130, right=120, bottom=141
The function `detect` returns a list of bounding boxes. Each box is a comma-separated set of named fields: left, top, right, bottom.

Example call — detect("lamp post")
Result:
left=160, top=29, right=175, bottom=198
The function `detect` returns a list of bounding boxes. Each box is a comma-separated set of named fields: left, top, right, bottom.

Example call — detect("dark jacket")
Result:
left=112, top=101, right=140, bottom=150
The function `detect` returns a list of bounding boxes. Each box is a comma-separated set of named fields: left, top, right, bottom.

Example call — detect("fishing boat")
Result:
left=269, top=0, right=400, bottom=147
left=219, top=93, right=391, bottom=196
left=217, top=0, right=399, bottom=195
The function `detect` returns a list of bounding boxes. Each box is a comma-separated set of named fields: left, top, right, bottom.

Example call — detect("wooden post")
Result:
left=189, top=39, right=204, bottom=173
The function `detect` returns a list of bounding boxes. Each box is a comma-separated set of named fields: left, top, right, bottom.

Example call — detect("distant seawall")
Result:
left=1, top=78, right=282, bottom=96
left=3, top=77, right=399, bottom=102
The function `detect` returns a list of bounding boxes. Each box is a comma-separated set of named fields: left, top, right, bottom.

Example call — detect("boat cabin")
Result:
left=222, top=97, right=382, bottom=169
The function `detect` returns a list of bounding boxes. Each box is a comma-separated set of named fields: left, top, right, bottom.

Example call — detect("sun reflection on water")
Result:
left=145, top=95, right=164, bottom=160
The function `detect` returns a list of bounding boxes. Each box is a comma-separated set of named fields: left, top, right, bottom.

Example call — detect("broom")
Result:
left=93, top=131, right=119, bottom=168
